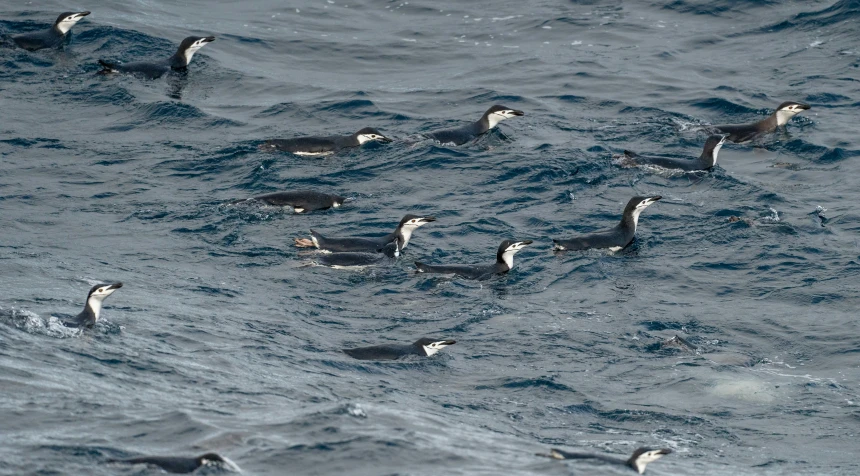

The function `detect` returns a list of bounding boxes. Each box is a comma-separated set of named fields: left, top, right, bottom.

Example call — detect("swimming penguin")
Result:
left=343, top=337, right=456, bottom=360
left=313, top=241, right=399, bottom=269
left=260, top=127, right=392, bottom=156
left=233, top=190, right=347, bottom=213
left=619, top=135, right=727, bottom=171
left=552, top=196, right=661, bottom=252
left=425, top=105, right=524, bottom=145
left=62, top=283, right=122, bottom=328
left=538, top=447, right=672, bottom=474
left=97, top=36, right=215, bottom=79
left=294, top=214, right=436, bottom=252
left=414, top=239, right=532, bottom=279
left=12, top=11, right=90, bottom=51
left=106, top=453, right=240, bottom=474
left=713, top=101, right=811, bottom=143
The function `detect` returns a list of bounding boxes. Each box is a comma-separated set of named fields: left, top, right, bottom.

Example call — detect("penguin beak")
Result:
left=439, top=340, right=456, bottom=346
left=649, top=196, right=662, bottom=203
left=520, top=240, right=534, bottom=246
left=108, top=282, right=123, bottom=290
left=511, top=110, right=524, bottom=116
left=77, top=11, right=91, bottom=17
left=797, top=103, right=811, bottom=110
left=657, top=449, right=673, bottom=455
left=419, top=216, right=436, bottom=223
left=379, top=135, right=393, bottom=143
left=202, top=36, right=216, bottom=43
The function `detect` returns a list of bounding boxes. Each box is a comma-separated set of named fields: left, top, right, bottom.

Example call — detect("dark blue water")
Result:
left=2, top=1, right=859, bottom=474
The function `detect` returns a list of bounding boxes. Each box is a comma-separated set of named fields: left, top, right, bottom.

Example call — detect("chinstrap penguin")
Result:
left=425, top=105, right=524, bottom=145
left=312, top=241, right=400, bottom=269
left=234, top=190, right=348, bottom=213
left=415, top=240, right=532, bottom=279
left=98, top=36, right=215, bottom=79
left=553, top=196, right=661, bottom=252
left=619, top=135, right=727, bottom=171
left=713, top=101, right=810, bottom=143
left=294, top=214, right=436, bottom=252
left=538, top=447, right=672, bottom=474
left=343, top=337, right=456, bottom=360
left=106, top=453, right=240, bottom=474
left=62, top=283, right=123, bottom=328
left=261, top=127, right=392, bottom=156
left=13, top=11, right=90, bottom=51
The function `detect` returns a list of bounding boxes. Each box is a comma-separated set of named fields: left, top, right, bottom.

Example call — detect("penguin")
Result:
left=106, top=453, right=240, bottom=474
left=552, top=196, right=661, bottom=252
left=343, top=337, right=456, bottom=360
left=425, top=105, right=524, bottom=145
left=294, top=214, right=436, bottom=252
left=97, top=36, right=215, bottom=79
left=538, top=447, right=672, bottom=474
left=713, top=101, right=811, bottom=143
left=13, top=11, right=90, bottom=51
left=233, top=190, right=347, bottom=213
left=260, top=127, right=392, bottom=156
left=62, top=283, right=123, bottom=328
left=414, top=239, right=532, bottom=279
left=619, top=135, right=727, bottom=171
left=312, top=241, right=399, bottom=269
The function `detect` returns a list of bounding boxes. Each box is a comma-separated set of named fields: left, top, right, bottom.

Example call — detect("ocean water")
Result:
left=1, top=0, right=859, bottom=474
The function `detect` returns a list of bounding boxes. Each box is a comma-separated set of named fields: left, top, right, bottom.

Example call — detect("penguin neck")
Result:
left=699, top=142, right=722, bottom=168
left=498, top=250, right=515, bottom=271
left=169, top=48, right=192, bottom=69
left=621, top=210, right=641, bottom=233
left=395, top=227, right=413, bottom=250
left=474, top=115, right=492, bottom=134
left=52, top=24, right=69, bottom=36
left=86, top=296, right=103, bottom=322
left=756, top=113, right=779, bottom=131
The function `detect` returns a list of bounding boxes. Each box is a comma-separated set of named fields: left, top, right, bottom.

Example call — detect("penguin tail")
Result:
left=226, top=197, right=253, bottom=205
left=551, top=240, right=566, bottom=251
left=97, top=59, right=118, bottom=74
left=622, top=150, right=639, bottom=158
left=414, top=261, right=427, bottom=273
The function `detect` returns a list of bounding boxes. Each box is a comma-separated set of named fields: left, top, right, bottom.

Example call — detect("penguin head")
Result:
left=497, top=240, right=533, bottom=269
left=399, top=214, right=436, bottom=230
left=626, top=448, right=672, bottom=474
left=354, top=127, right=393, bottom=144
left=774, top=100, right=810, bottom=126
left=87, top=282, right=123, bottom=302
left=54, top=11, right=90, bottom=34
left=484, top=104, right=525, bottom=128
left=331, top=195, right=349, bottom=208
left=177, top=36, right=216, bottom=65
left=623, top=196, right=661, bottom=228
left=702, top=134, right=728, bottom=166
left=413, top=338, right=456, bottom=356
left=196, top=453, right=241, bottom=472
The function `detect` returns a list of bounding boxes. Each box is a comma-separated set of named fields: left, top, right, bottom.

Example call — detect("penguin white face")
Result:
left=402, top=217, right=434, bottom=230
left=356, top=133, right=391, bottom=144
left=183, top=37, right=215, bottom=64
left=422, top=340, right=456, bottom=357
left=629, top=449, right=671, bottom=474
left=501, top=240, right=533, bottom=269
left=55, top=12, right=90, bottom=34
left=487, top=109, right=525, bottom=129
left=630, top=196, right=661, bottom=228
left=89, top=284, right=121, bottom=301
left=774, top=102, right=810, bottom=126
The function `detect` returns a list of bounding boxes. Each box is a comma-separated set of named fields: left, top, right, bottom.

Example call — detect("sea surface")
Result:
left=1, top=0, right=859, bottom=474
